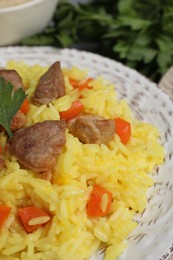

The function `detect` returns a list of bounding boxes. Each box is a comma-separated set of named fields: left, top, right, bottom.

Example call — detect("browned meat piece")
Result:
left=8, top=120, right=66, bottom=173
left=10, top=110, right=26, bottom=132
left=33, top=61, right=66, bottom=105
left=0, top=69, right=24, bottom=91
left=68, top=115, right=115, bottom=144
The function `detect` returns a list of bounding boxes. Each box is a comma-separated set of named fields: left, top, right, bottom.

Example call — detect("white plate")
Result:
left=0, top=46, right=173, bottom=260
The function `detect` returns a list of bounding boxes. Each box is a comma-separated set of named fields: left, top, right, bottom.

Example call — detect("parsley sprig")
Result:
left=0, top=77, right=27, bottom=138
left=21, top=0, right=173, bottom=82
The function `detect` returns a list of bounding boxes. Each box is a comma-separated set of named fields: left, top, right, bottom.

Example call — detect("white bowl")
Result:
left=0, top=0, right=58, bottom=46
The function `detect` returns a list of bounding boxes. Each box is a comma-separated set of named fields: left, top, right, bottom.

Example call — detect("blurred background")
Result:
left=1, top=0, right=173, bottom=84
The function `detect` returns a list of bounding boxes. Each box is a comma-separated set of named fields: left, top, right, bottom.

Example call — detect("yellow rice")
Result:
left=0, top=61, right=164, bottom=260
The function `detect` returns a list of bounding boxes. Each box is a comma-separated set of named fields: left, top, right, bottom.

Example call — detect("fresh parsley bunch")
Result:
left=21, top=0, right=173, bottom=82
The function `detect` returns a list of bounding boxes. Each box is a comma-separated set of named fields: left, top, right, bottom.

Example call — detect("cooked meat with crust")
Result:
left=68, top=115, right=115, bottom=144
left=10, top=110, right=26, bottom=132
left=0, top=69, right=24, bottom=91
left=33, top=61, right=66, bottom=105
left=8, top=120, right=66, bottom=172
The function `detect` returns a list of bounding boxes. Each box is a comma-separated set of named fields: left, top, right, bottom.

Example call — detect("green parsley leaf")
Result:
left=0, top=77, right=27, bottom=138
left=21, top=0, right=173, bottom=82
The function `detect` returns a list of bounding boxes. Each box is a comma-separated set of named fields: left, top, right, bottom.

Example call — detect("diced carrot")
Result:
left=60, top=100, right=84, bottom=121
left=69, top=78, right=93, bottom=91
left=69, top=79, right=79, bottom=89
left=87, top=185, right=112, bottom=218
left=114, top=117, right=131, bottom=144
left=0, top=204, right=11, bottom=228
left=78, top=78, right=93, bottom=91
left=18, top=206, right=50, bottom=233
left=20, top=98, right=29, bottom=115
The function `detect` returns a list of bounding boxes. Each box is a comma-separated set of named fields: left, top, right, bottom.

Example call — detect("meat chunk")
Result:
left=33, top=61, right=66, bottom=105
left=8, top=120, right=66, bottom=172
left=10, top=110, right=26, bottom=132
left=0, top=69, right=24, bottom=91
left=68, top=115, right=115, bottom=144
